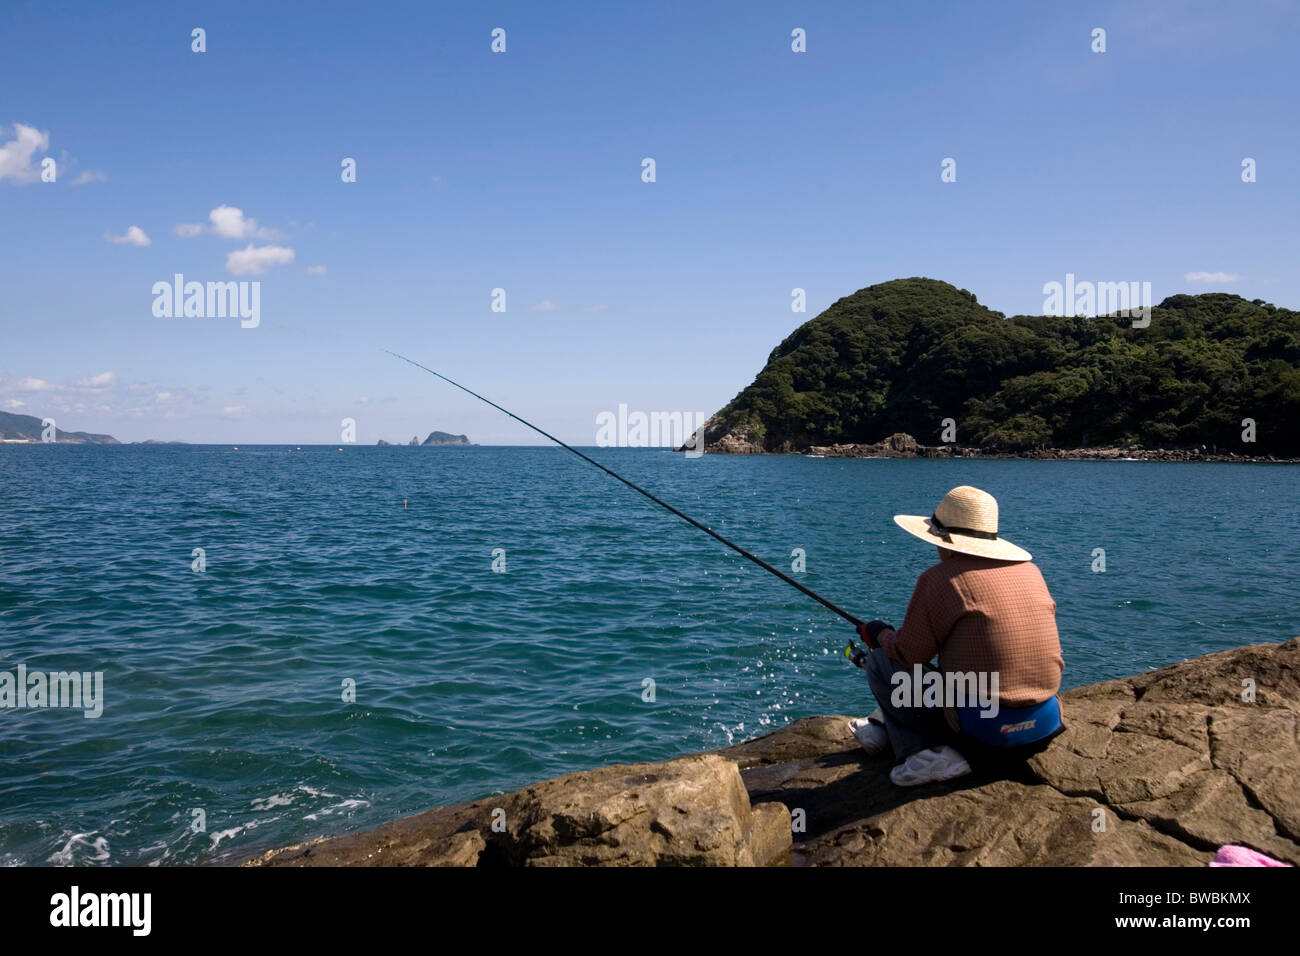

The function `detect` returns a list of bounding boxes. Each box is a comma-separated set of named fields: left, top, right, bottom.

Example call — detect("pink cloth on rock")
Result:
left=1208, top=845, right=1291, bottom=867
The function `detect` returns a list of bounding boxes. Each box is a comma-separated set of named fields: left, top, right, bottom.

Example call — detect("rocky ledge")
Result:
left=685, top=429, right=1294, bottom=462
left=247, top=638, right=1299, bottom=867
left=801, top=433, right=1294, bottom=463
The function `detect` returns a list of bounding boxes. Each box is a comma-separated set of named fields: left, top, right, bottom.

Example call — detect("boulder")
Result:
left=248, top=753, right=790, bottom=867
left=805, top=433, right=929, bottom=458
left=710, top=430, right=765, bottom=454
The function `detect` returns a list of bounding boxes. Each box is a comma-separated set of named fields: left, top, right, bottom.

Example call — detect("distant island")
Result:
left=686, top=278, right=1300, bottom=457
left=377, top=431, right=474, bottom=447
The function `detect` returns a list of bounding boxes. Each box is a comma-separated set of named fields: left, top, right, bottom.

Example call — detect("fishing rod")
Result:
left=384, top=349, right=865, bottom=629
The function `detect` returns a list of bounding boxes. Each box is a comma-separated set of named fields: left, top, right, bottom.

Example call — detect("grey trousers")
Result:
left=863, top=647, right=954, bottom=761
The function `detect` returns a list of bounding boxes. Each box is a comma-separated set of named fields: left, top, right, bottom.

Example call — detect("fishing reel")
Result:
left=844, top=641, right=872, bottom=670
left=845, top=620, right=894, bottom=669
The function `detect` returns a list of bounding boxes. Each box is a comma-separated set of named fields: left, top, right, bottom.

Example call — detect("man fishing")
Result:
left=847, top=486, right=1065, bottom=787
left=388, top=356, right=1065, bottom=790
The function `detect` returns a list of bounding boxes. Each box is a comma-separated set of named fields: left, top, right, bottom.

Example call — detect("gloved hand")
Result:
left=855, top=620, right=895, bottom=650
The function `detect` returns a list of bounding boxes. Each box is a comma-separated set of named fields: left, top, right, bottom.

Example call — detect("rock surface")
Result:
left=796, top=432, right=1292, bottom=463
left=247, top=639, right=1298, bottom=867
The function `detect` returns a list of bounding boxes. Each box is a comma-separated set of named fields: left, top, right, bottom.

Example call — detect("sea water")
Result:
left=1, top=445, right=1295, bottom=865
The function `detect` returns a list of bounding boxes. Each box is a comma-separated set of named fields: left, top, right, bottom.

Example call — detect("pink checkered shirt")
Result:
left=879, top=554, right=1064, bottom=706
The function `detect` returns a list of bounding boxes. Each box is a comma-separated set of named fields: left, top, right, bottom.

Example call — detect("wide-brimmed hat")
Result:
left=893, top=486, right=1031, bottom=561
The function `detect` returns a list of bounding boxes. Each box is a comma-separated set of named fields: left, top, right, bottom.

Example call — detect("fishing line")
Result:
left=384, top=349, right=864, bottom=627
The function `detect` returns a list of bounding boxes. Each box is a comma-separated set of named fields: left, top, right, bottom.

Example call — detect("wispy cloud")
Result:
left=0, top=371, right=231, bottom=432
left=306, top=264, right=328, bottom=276
left=104, top=225, right=151, bottom=246
left=176, top=205, right=283, bottom=241
left=74, top=372, right=117, bottom=389
left=14, top=377, right=55, bottom=392
left=532, top=300, right=560, bottom=312
left=72, top=169, right=107, bottom=185
left=0, top=123, right=49, bottom=184
left=226, top=244, right=295, bottom=275
left=1184, top=271, right=1240, bottom=283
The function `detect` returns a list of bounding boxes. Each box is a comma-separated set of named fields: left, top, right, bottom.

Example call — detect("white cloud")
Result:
left=0, top=123, right=50, bottom=184
left=73, top=169, right=107, bottom=185
left=222, top=406, right=245, bottom=417
left=74, top=371, right=117, bottom=389
left=14, top=377, right=54, bottom=392
left=4, top=399, right=25, bottom=409
left=104, top=225, right=151, bottom=246
left=306, top=264, right=328, bottom=276
left=176, top=205, right=283, bottom=241
left=226, top=244, right=295, bottom=275
left=209, top=204, right=280, bottom=240
left=583, top=303, right=609, bottom=313
left=1185, top=271, right=1240, bottom=283
left=532, top=300, right=560, bottom=312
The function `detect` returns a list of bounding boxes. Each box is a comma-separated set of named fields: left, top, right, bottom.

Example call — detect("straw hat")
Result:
left=893, top=486, right=1031, bottom=562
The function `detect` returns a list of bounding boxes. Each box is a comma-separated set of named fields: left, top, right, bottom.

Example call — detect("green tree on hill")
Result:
left=698, top=278, right=1300, bottom=455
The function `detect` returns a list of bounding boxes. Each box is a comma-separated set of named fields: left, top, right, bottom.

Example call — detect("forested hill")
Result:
left=694, top=278, right=1300, bottom=455
left=0, top=410, right=119, bottom=444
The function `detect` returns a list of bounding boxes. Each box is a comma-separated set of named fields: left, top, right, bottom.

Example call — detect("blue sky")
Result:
left=2, top=0, right=1296, bottom=443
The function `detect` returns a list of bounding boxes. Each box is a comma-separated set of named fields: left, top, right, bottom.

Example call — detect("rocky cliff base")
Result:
left=248, top=639, right=1298, bottom=867
left=799, top=432, right=1292, bottom=462
left=687, top=428, right=1293, bottom=462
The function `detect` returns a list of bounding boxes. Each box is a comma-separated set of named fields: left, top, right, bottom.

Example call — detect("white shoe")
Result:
left=889, top=745, right=971, bottom=787
left=848, top=709, right=890, bottom=757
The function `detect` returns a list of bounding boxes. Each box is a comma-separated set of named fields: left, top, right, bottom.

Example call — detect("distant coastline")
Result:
left=0, top=409, right=119, bottom=444
left=0, top=409, right=474, bottom=448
